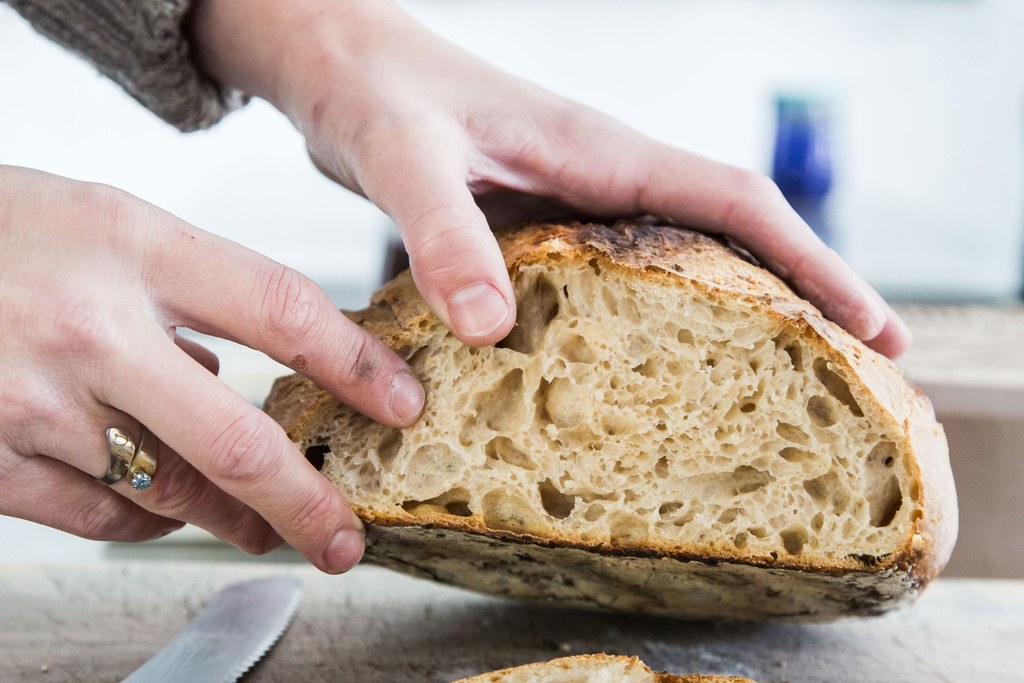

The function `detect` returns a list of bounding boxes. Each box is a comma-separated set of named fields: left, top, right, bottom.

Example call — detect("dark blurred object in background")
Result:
left=381, top=228, right=410, bottom=285
left=772, top=95, right=836, bottom=250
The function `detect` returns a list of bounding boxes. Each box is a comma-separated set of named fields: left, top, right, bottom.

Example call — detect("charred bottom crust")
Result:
left=362, top=521, right=923, bottom=621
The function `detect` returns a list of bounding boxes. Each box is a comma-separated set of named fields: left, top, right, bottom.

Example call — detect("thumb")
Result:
left=357, top=124, right=516, bottom=346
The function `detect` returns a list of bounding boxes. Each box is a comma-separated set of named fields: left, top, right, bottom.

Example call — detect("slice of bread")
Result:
left=265, top=221, right=957, bottom=620
left=450, top=654, right=753, bottom=683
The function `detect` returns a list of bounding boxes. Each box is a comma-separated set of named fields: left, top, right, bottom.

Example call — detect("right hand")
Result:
left=191, top=0, right=910, bottom=358
left=0, top=165, right=423, bottom=573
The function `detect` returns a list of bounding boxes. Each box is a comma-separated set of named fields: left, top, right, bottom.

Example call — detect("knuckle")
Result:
left=349, top=111, right=418, bottom=153
left=72, top=181, right=132, bottom=232
left=142, top=460, right=208, bottom=518
left=288, top=484, right=343, bottom=544
left=204, top=410, right=281, bottom=486
left=256, top=264, right=326, bottom=343
left=474, top=115, right=546, bottom=168
left=402, top=210, right=498, bottom=287
left=335, top=329, right=385, bottom=389
left=71, top=496, right=124, bottom=541
left=550, top=101, right=607, bottom=140
left=228, top=514, right=275, bottom=555
left=718, top=167, right=781, bottom=232
left=0, top=374, right=58, bottom=434
left=405, top=207, right=485, bottom=261
left=44, top=299, right=123, bottom=361
left=732, top=168, right=781, bottom=204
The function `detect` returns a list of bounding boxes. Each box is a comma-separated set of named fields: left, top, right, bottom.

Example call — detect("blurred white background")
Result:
left=2, top=0, right=1023, bottom=562
left=4, top=0, right=1023, bottom=298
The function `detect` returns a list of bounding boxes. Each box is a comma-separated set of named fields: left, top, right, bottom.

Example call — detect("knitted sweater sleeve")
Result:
left=5, top=0, right=246, bottom=131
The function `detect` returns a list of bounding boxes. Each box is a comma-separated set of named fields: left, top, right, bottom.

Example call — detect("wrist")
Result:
left=188, top=0, right=403, bottom=123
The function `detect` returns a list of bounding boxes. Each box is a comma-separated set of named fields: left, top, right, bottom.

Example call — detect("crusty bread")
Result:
left=450, top=654, right=753, bottom=683
left=265, top=221, right=957, bottom=620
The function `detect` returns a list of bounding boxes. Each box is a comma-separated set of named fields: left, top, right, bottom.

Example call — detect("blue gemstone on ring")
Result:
left=130, top=472, right=152, bottom=491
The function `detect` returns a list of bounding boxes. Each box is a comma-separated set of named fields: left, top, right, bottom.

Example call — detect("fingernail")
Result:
left=447, top=282, right=510, bottom=338
left=324, top=528, right=365, bottom=574
left=390, top=370, right=424, bottom=423
left=880, top=303, right=913, bottom=358
left=856, top=282, right=888, bottom=341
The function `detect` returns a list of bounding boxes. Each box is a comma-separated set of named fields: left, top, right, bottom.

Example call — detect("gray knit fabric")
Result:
left=5, top=0, right=246, bottom=131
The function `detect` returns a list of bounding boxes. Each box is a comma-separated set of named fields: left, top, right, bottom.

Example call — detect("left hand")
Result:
left=190, top=0, right=910, bottom=358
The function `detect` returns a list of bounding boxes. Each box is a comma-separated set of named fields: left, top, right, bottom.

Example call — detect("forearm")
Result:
left=6, top=0, right=244, bottom=131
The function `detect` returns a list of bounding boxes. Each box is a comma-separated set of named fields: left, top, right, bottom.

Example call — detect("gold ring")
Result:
left=98, top=427, right=137, bottom=484
left=126, top=427, right=158, bottom=491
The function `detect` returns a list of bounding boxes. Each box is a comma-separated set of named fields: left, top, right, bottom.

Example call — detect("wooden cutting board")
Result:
left=0, top=562, right=1020, bottom=682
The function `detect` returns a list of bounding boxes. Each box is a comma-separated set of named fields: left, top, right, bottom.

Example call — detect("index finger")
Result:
left=147, top=222, right=423, bottom=428
left=113, top=331, right=364, bottom=574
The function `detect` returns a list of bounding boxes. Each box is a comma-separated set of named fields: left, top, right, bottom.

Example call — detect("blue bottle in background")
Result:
left=772, top=95, right=836, bottom=249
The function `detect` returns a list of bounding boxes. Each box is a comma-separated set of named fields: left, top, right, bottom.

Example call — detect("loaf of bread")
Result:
left=265, top=221, right=957, bottom=620
left=450, top=654, right=753, bottom=683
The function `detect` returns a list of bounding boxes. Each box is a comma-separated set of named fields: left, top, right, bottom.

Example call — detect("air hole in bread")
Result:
left=562, top=334, right=596, bottom=363
left=785, top=342, right=804, bottom=371
left=497, top=276, right=559, bottom=354
left=731, top=465, right=772, bottom=494
left=781, top=526, right=809, bottom=554
left=402, top=487, right=473, bottom=518
left=485, top=436, right=537, bottom=470
left=672, top=506, right=699, bottom=528
left=304, top=444, right=329, bottom=471
left=803, top=470, right=851, bottom=515
left=654, top=456, right=669, bottom=479
left=404, top=444, right=462, bottom=500
left=658, top=501, right=683, bottom=517
left=806, top=395, right=838, bottom=427
left=813, top=358, right=865, bottom=417
left=376, top=430, right=402, bottom=466
left=718, top=507, right=740, bottom=524
left=867, top=441, right=898, bottom=468
left=776, top=422, right=810, bottom=444
left=869, top=474, right=903, bottom=527
left=610, top=512, right=649, bottom=546
left=584, top=503, right=605, bottom=522
left=539, top=479, right=576, bottom=519
left=477, top=370, right=525, bottom=430
left=543, top=377, right=585, bottom=428
left=772, top=331, right=805, bottom=371
left=481, top=490, right=543, bottom=533
left=778, top=447, right=818, bottom=465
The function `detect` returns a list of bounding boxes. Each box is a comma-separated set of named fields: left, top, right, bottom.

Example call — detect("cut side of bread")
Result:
left=265, top=222, right=957, bottom=620
left=450, top=654, right=753, bottom=683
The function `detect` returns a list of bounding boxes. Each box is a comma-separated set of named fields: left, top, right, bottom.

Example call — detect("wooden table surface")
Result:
left=0, top=562, right=1019, bottom=683
left=894, top=304, right=1024, bottom=418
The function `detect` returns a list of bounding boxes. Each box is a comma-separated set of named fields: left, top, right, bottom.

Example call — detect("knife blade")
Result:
left=123, top=575, right=302, bottom=683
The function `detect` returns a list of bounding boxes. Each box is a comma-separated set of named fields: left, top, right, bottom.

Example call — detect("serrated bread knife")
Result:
left=123, top=576, right=302, bottom=683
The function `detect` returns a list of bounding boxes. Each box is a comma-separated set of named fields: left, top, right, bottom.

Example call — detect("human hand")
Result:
left=0, top=165, right=424, bottom=572
left=191, top=0, right=909, bottom=357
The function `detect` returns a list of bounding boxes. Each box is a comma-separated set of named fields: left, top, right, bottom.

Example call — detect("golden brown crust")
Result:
left=265, top=221, right=957, bottom=617
left=449, top=653, right=755, bottom=683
